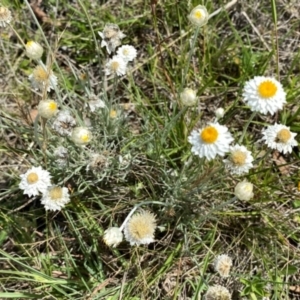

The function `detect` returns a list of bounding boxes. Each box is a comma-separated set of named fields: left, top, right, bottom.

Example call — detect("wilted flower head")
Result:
left=242, top=76, right=286, bottom=115
left=53, top=146, right=68, bottom=166
left=223, top=144, right=254, bottom=175
left=86, top=152, right=109, bottom=172
left=71, top=127, right=92, bottom=146
left=25, top=41, right=43, bottom=60
left=188, top=122, right=233, bottom=160
left=86, top=94, right=106, bottom=112
left=180, top=88, right=197, bottom=106
left=41, top=186, right=70, bottom=211
left=204, top=285, right=231, bottom=300
left=19, top=166, right=52, bottom=197
left=52, top=110, right=76, bottom=136
left=116, top=45, right=137, bottom=62
left=188, top=5, right=209, bottom=27
left=37, top=99, right=58, bottom=119
left=98, top=23, right=126, bottom=54
left=124, top=211, right=156, bottom=246
left=103, top=227, right=123, bottom=247
left=213, top=254, right=233, bottom=278
left=0, top=7, right=12, bottom=27
left=261, top=123, right=297, bottom=154
left=215, top=107, right=225, bottom=119
left=234, top=180, right=254, bottom=201
left=105, top=55, right=127, bottom=76
left=29, top=65, right=58, bottom=92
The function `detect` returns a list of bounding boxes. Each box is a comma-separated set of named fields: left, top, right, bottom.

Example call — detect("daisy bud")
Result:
left=0, top=7, right=12, bottom=27
left=188, top=5, right=209, bottom=27
left=37, top=99, right=58, bottom=119
left=103, top=227, right=123, bottom=247
left=180, top=88, right=197, bottom=106
left=215, top=107, right=225, bottom=119
left=25, top=41, right=44, bottom=60
left=204, top=285, right=231, bottom=300
left=71, top=127, right=92, bottom=146
left=234, top=180, right=254, bottom=201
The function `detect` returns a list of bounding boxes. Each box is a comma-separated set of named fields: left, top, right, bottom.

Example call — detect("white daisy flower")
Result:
left=204, top=285, right=231, bottom=300
left=41, top=186, right=70, bottom=211
left=52, top=110, right=76, bottom=136
left=213, top=254, right=233, bottom=278
left=103, top=227, right=123, bottom=247
left=105, top=55, right=127, bottom=76
left=180, top=88, right=197, bottom=106
left=242, top=76, right=286, bottom=115
left=188, top=5, right=209, bottom=27
left=223, top=144, right=254, bottom=175
left=124, top=211, right=156, bottom=246
left=188, top=122, right=234, bottom=160
left=25, top=41, right=43, bottom=60
left=0, top=7, right=12, bottom=27
left=98, top=23, right=126, bottom=54
left=19, top=166, right=52, bottom=197
left=37, top=99, right=58, bottom=119
left=234, top=180, right=254, bottom=201
left=261, top=123, right=297, bottom=154
left=116, top=45, right=137, bottom=62
left=29, top=65, right=58, bottom=92
left=71, top=127, right=92, bottom=146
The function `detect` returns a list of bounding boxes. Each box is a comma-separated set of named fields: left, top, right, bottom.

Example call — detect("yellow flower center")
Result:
left=48, top=101, right=57, bottom=111
left=33, top=66, right=49, bottom=81
left=276, top=128, right=291, bottom=143
left=110, top=110, right=117, bottom=118
left=0, top=7, right=9, bottom=18
left=111, top=61, right=120, bottom=72
left=81, top=133, right=90, bottom=143
left=49, top=186, right=63, bottom=200
left=231, top=150, right=247, bottom=166
left=200, top=126, right=218, bottom=144
left=258, top=80, right=277, bottom=98
left=194, top=10, right=202, bottom=19
left=27, top=172, right=39, bottom=184
left=123, top=49, right=129, bottom=55
left=128, top=218, right=153, bottom=239
left=26, top=41, right=34, bottom=47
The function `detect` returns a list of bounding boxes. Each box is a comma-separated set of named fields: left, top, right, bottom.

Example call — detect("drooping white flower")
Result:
left=37, top=99, right=58, bottom=119
left=223, top=144, right=254, bottom=175
left=124, top=211, right=156, bottom=246
left=180, top=88, right=197, bottom=106
left=86, top=95, right=106, bottom=112
left=41, top=186, right=70, bottom=211
left=29, top=65, right=58, bottom=92
left=25, top=41, right=43, bottom=60
left=188, top=122, right=233, bottom=160
left=105, top=55, right=127, bottom=76
left=188, top=5, right=209, bottom=27
left=234, top=180, right=254, bottom=201
left=261, top=123, right=297, bottom=154
left=103, top=227, right=123, bottom=247
left=116, top=45, right=137, bottom=62
left=71, top=127, right=92, bottom=146
left=52, top=110, right=76, bottom=136
left=213, top=254, right=233, bottom=278
left=242, top=76, right=286, bottom=115
left=19, top=166, right=52, bottom=197
left=98, top=23, right=126, bottom=54
left=0, top=7, right=12, bottom=27
left=204, top=285, right=231, bottom=300
left=53, top=146, right=68, bottom=167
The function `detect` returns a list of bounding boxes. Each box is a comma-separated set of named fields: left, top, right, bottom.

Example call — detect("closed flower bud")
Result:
left=234, top=180, right=254, bottom=201
left=188, top=5, right=209, bottom=27
left=103, top=227, right=123, bottom=247
left=215, top=107, right=225, bottom=119
left=25, top=41, right=43, bottom=60
left=71, top=127, right=92, bottom=145
left=180, top=88, right=197, bottom=106
left=37, top=99, right=58, bottom=119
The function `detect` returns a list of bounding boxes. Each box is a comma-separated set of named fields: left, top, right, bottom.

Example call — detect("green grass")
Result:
left=1, top=0, right=300, bottom=299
